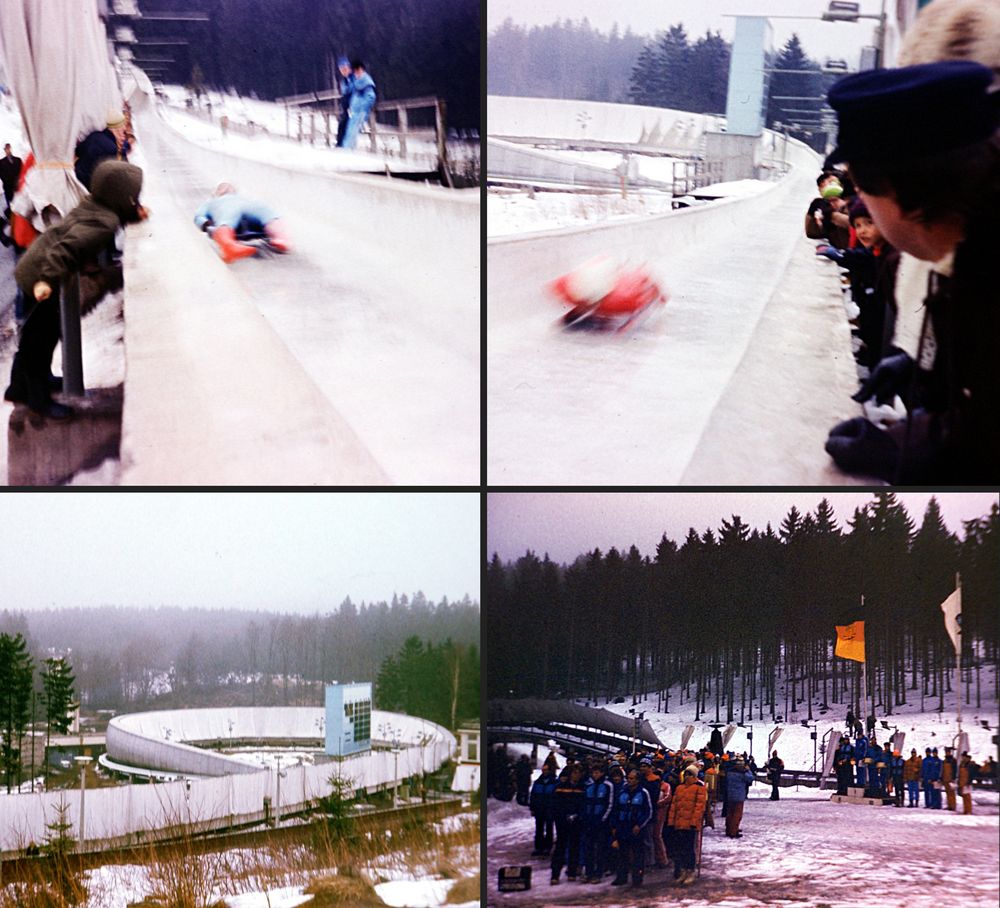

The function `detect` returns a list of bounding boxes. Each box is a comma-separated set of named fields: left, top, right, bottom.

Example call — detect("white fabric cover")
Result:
left=0, top=0, right=121, bottom=226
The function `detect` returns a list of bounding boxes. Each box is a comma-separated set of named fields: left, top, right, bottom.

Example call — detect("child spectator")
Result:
left=3, top=160, right=146, bottom=419
left=816, top=198, right=899, bottom=371
left=805, top=171, right=851, bottom=248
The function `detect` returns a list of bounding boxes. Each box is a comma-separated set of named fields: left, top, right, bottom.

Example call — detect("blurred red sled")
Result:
left=548, top=257, right=668, bottom=333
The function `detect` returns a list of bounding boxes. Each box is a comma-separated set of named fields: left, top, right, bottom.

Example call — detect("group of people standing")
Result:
left=833, top=731, right=985, bottom=815
left=520, top=744, right=763, bottom=889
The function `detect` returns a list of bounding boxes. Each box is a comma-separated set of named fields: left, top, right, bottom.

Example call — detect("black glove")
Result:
left=825, top=417, right=900, bottom=481
left=851, top=352, right=914, bottom=406
left=200, top=218, right=213, bottom=232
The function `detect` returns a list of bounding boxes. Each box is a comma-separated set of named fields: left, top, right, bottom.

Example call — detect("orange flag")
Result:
left=835, top=620, right=865, bottom=663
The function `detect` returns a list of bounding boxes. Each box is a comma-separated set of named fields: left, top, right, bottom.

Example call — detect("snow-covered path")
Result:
left=487, top=789, right=1000, bottom=907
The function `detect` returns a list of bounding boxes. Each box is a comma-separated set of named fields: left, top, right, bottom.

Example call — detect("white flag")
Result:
left=940, top=588, right=961, bottom=656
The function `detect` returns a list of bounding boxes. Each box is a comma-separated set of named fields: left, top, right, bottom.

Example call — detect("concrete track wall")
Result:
left=2, top=708, right=454, bottom=855
left=488, top=135, right=820, bottom=330
left=119, top=87, right=478, bottom=484
left=488, top=95, right=725, bottom=146
left=488, top=138, right=671, bottom=189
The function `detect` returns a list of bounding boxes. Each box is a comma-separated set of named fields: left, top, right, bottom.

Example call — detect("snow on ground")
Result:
left=592, top=667, right=1000, bottom=770
left=73, top=838, right=480, bottom=908
left=488, top=674, right=999, bottom=906
left=487, top=787, right=999, bottom=908
left=158, top=85, right=442, bottom=172
left=487, top=189, right=677, bottom=237
left=225, top=887, right=313, bottom=908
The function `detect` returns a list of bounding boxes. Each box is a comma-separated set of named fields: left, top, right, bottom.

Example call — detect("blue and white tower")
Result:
left=325, top=682, right=373, bottom=757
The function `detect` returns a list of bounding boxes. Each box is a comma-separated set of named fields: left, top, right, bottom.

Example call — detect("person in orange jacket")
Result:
left=903, top=748, right=922, bottom=807
left=957, top=752, right=977, bottom=815
left=667, top=764, right=707, bottom=886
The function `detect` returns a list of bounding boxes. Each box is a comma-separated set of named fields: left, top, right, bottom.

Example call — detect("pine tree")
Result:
left=766, top=34, right=824, bottom=143
left=0, top=632, right=33, bottom=792
left=41, top=656, right=76, bottom=786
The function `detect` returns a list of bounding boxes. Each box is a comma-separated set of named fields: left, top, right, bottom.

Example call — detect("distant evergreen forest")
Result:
left=488, top=495, right=1000, bottom=727
left=0, top=594, right=479, bottom=718
left=136, top=0, right=480, bottom=128
left=488, top=18, right=834, bottom=147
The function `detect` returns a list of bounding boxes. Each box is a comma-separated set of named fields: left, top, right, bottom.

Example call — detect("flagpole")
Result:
left=860, top=594, right=869, bottom=732
left=955, top=572, right=962, bottom=738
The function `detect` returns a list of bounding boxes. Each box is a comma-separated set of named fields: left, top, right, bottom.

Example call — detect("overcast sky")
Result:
left=487, top=492, right=999, bottom=563
left=0, top=493, right=480, bottom=612
left=488, top=0, right=880, bottom=66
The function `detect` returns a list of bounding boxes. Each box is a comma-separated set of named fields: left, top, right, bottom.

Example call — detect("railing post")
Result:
left=60, top=275, right=85, bottom=396
left=435, top=100, right=452, bottom=187
left=369, top=113, right=377, bottom=153
left=398, top=105, right=408, bottom=158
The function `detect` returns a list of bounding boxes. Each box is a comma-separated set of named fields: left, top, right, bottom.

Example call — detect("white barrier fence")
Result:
left=1, top=710, right=455, bottom=855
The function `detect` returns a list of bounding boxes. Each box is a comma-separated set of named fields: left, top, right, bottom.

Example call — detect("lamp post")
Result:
left=821, top=0, right=888, bottom=69
left=74, top=755, right=92, bottom=848
left=275, top=755, right=283, bottom=825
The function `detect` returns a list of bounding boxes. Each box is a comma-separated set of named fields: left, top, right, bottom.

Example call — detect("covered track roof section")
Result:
left=488, top=698, right=664, bottom=752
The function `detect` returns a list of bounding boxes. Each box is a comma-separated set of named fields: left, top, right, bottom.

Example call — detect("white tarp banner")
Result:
left=0, top=709, right=455, bottom=853
left=0, top=0, right=121, bottom=226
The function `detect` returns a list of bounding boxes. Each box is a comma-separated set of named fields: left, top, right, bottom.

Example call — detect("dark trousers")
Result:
left=614, top=830, right=646, bottom=884
left=581, top=822, right=608, bottom=879
left=551, top=816, right=581, bottom=879
left=533, top=814, right=553, bottom=853
left=671, top=827, right=697, bottom=874
left=836, top=764, right=851, bottom=795
left=336, top=111, right=349, bottom=147
left=892, top=777, right=904, bottom=806
left=907, top=780, right=919, bottom=806
left=725, top=800, right=745, bottom=837
left=8, top=290, right=61, bottom=408
left=770, top=778, right=780, bottom=800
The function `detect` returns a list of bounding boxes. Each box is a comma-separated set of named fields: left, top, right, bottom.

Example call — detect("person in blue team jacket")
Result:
left=610, top=769, right=652, bottom=888
left=341, top=59, right=377, bottom=149
left=854, top=733, right=869, bottom=788
left=922, top=747, right=943, bottom=808
left=581, top=763, right=614, bottom=883
left=335, top=56, right=354, bottom=147
left=529, top=760, right=558, bottom=855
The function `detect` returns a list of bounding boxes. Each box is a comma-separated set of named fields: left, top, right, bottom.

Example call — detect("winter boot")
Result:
left=213, top=225, right=257, bottom=264
left=265, top=218, right=292, bottom=253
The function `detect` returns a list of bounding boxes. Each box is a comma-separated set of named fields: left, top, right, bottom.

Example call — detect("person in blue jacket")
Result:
left=920, top=747, right=941, bottom=808
left=193, top=182, right=291, bottom=263
left=834, top=736, right=855, bottom=795
left=529, top=761, right=558, bottom=856
left=866, top=739, right=886, bottom=797
left=74, top=109, right=130, bottom=190
left=854, top=733, right=869, bottom=788
left=610, top=769, right=652, bottom=888
left=335, top=56, right=354, bottom=147
left=921, top=747, right=942, bottom=809
left=889, top=749, right=905, bottom=807
left=581, top=763, right=614, bottom=883
left=341, top=59, right=377, bottom=150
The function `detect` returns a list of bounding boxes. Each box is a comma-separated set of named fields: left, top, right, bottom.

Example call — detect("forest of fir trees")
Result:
left=487, top=495, right=1000, bottom=730
left=0, top=592, right=479, bottom=716
left=489, top=19, right=834, bottom=148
